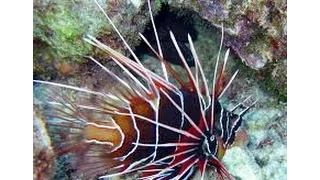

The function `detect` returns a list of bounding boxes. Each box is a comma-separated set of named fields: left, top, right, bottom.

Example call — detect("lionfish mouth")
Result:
left=33, top=0, right=258, bottom=179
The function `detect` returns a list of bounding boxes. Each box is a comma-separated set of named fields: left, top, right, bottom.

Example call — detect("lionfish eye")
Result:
left=204, top=133, right=217, bottom=156
left=210, top=135, right=215, bottom=142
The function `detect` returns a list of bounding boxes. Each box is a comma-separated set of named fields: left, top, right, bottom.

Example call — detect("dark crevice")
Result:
left=134, top=4, right=198, bottom=67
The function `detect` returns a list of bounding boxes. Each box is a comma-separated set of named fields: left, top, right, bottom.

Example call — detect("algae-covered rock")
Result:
left=223, top=147, right=262, bottom=180
left=165, top=0, right=286, bottom=70
left=33, top=0, right=151, bottom=80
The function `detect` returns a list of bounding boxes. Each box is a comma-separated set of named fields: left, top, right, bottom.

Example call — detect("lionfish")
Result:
left=33, top=0, right=257, bottom=179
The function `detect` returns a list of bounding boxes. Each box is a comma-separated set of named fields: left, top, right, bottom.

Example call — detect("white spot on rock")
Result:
left=129, top=0, right=142, bottom=9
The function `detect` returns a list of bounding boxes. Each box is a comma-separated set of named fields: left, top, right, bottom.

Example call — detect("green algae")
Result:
left=33, top=0, right=113, bottom=80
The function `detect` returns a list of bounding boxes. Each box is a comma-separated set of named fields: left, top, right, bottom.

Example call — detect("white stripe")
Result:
left=76, top=104, right=132, bottom=155
left=239, top=98, right=259, bottom=116
left=174, top=158, right=199, bottom=180
left=86, top=56, right=138, bottom=97
left=221, top=48, right=230, bottom=78
left=115, top=110, right=201, bottom=140
left=77, top=104, right=128, bottom=114
left=187, top=34, right=210, bottom=107
left=138, top=33, right=181, bottom=93
left=200, top=158, right=208, bottom=180
left=138, top=169, right=164, bottom=173
left=143, top=154, right=197, bottom=179
left=113, top=107, right=140, bottom=161
left=108, top=164, right=125, bottom=172
left=76, top=104, right=200, bottom=141
left=186, top=36, right=209, bottom=131
left=84, top=36, right=151, bottom=95
left=33, top=80, right=120, bottom=101
left=86, top=122, right=117, bottom=129
left=225, top=116, right=241, bottom=147
left=169, top=31, right=198, bottom=91
left=219, top=108, right=224, bottom=138
left=123, top=154, right=153, bottom=173
left=133, top=142, right=199, bottom=147
left=150, top=95, right=160, bottom=162
left=93, top=0, right=158, bottom=96
left=230, top=95, right=253, bottom=112
left=98, top=148, right=197, bottom=179
left=109, top=117, right=125, bottom=152
left=136, top=148, right=197, bottom=174
left=175, top=90, right=185, bottom=151
left=218, top=69, right=239, bottom=99
left=147, top=0, right=168, bottom=80
left=226, top=113, right=230, bottom=138
left=160, top=88, right=205, bottom=137
left=85, top=139, right=114, bottom=146
left=183, top=166, right=196, bottom=180
left=45, top=101, right=87, bottom=123
left=210, top=23, right=224, bottom=134
left=75, top=105, right=126, bottom=152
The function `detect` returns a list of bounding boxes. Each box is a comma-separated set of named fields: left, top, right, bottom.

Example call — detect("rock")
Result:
left=166, top=0, right=287, bottom=70
left=33, top=0, right=151, bottom=80
left=223, top=147, right=262, bottom=180
left=33, top=110, right=55, bottom=180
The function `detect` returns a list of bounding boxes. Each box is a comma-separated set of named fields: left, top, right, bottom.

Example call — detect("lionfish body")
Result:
left=34, top=0, right=257, bottom=179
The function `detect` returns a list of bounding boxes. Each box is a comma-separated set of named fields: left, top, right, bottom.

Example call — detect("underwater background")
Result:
left=33, top=0, right=287, bottom=179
